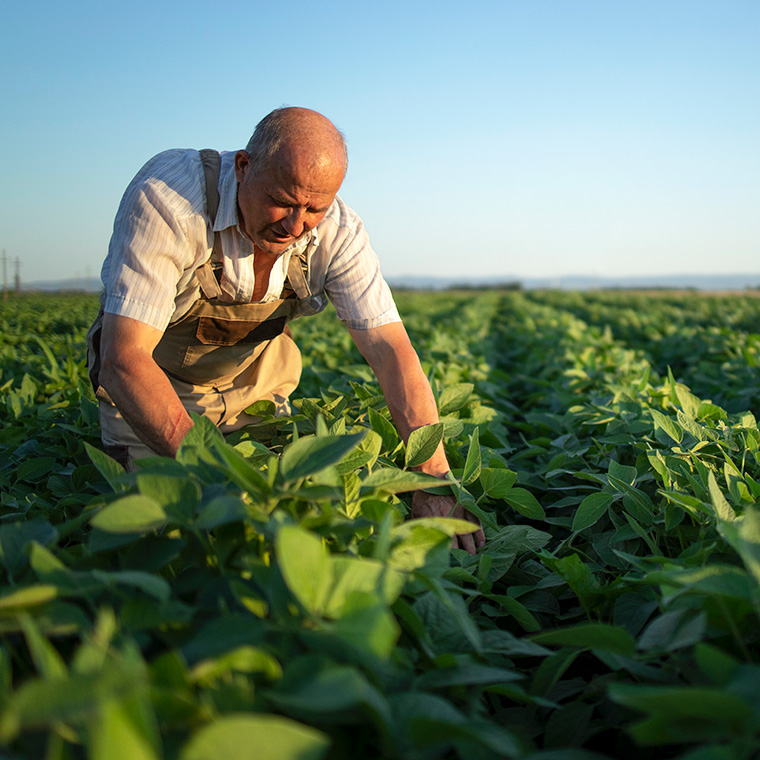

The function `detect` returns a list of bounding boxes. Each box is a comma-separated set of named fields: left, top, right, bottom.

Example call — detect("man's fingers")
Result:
left=458, top=531, right=477, bottom=555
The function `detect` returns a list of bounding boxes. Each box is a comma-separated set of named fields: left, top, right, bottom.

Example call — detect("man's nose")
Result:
left=281, top=207, right=307, bottom=237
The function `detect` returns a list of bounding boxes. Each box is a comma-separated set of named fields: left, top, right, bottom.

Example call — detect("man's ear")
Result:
left=234, top=150, right=251, bottom=183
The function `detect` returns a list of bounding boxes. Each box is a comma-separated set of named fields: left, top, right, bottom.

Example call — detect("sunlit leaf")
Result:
left=280, top=433, right=366, bottom=482
left=405, top=423, right=443, bottom=468
left=90, top=495, right=167, bottom=534
left=180, top=714, right=329, bottom=760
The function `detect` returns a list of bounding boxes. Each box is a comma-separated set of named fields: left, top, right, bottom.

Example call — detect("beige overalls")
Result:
left=87, top=150, right=313, bottom=469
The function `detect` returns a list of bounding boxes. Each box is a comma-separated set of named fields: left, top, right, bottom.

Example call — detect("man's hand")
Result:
left=411, top=490, right=486, bottom=555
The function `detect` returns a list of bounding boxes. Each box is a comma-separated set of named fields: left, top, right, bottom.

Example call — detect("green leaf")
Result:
left=0, top=585, right=58, bottom=613
left=244, top=399, right=277, bottom=418
left=266, top=664, right=393, bottom=738
left=647, top=565, right=753, bottom=600
left=15, top=457, right=56, bottom=482
left=85, top=442, right=128, bottom=492
left=89, top=699, right=160, bottom=760
left=0, top=519, right=57, bottom=576
left=415, top=664, right=522, bottom=689
left=393, top=691, right=521, bottom=756
left=638, top=609, right=707, bottom=652
left=176, top=415, right=225, bottom=466
left=437, top=383, right=474, bottom=414
left=695, top=643, right=740, bottom=687
left=389, top=521, right=466, bottom=571
left=368, top=407, right=400, bottom=454
left=503, top=488, right=545, bottom=520
left=361, top=468, right=445, bottom=494
left=277, top=524, right=408, bottom=618
left=531, top=623, right=636, bottom=656
left=719, top=507, right=760, bottom=585
left=608, top=460, right=637, bottom=485
left=405, top=423, right=443, bottom=468
left=571, top=493, right=612, bottom=532
left=32, top=336, right=61, bottom=382
left=544, top=553, right=604, bottom=612
left=280, top=432, right=366, bottom=482
left=479, top=467, right=518, bottom=498
left=650, top=409, right=683, bottom=444
left=0, top=660, right=147, bottom=740
left=92, top=571, right=171, bottom=602
left=707, top=471, right=736, bottom=522
left=194, top=496, right=249, bottom=529
left=673, top=382, right=701, bottom=418
left=697, top=402, right=726, bottom=421
left=462, top=427, right=481, bottom=485
left=137, top=473, right=201, bottom=525
left=330, top=591, right=400, bottom=658
left=90, top=495, right=167, bottom=535
left=530, top=649, right=580, bottom=697
left=180, top=714, right=329, bottom=760
left=659, top=489, right=712, bottom=518
left=191, top=646, right=282, bottom=684
left=212, top=440, right=270, bottom=495
left=276, top=526, right=332, bottom=616
left=180, top=615, right=266, bottom=665
left=325, top=557, right=405, bottom=617
left=608, top=683, right=752, bottom=742
left=21, top=615, right=67, bottom=679
left=334, top=448, right=374, bottom=474
left=486, top=595, right=541, bottom=632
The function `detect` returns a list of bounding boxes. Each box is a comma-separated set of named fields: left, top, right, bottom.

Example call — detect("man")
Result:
left=88, top=107, right=485, bottom=553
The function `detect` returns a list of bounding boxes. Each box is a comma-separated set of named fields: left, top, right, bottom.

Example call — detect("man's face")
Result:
left=235, top=148, right=344, bottom=255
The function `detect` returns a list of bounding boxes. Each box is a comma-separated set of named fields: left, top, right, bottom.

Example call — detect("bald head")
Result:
left=244, top=107, right=348, bottom=179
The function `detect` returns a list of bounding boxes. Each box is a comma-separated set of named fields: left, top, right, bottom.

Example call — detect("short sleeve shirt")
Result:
left=100, top=149, right=401, bottom=331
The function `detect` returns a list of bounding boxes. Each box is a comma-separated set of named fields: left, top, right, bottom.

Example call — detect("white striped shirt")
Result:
left=100, top=149, right=401, bottom=331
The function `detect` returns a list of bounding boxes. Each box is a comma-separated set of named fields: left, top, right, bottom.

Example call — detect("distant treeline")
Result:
left=391, top=281, right=523, bottom=292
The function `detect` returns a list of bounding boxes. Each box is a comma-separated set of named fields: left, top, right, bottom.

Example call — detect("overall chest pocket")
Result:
left=196, top=315, right=288, bottom=346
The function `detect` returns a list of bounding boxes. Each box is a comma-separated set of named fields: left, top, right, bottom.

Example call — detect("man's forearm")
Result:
left=349, top=323, right=450, bottom=477
left=100, top=357, right=193, bottom=458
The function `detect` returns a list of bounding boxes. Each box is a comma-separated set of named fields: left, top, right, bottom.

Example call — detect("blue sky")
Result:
left=1, top=0, right=758, bottom=285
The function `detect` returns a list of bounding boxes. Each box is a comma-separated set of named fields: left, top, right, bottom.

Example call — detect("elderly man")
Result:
left=87, top=107, right=485, bottom=553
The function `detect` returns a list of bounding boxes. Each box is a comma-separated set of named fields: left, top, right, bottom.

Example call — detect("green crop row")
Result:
left=0, top=290, right=759, bottom=760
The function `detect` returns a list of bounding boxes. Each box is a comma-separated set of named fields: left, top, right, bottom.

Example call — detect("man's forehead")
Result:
left=264, top=178, right=337, bottom=207
left=262, top=158, right=343, bottom=200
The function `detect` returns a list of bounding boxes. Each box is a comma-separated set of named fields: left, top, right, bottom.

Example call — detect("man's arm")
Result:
left=99, top=313, right=194, bottom=457
left=347, top=321, right=486, bottom=554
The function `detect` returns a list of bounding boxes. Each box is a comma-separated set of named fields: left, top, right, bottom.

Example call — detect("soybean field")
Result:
left=2, top=288, right=760, bottom=760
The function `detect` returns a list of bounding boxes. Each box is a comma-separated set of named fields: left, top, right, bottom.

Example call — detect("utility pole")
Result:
left=14, top=257, right=20, bottom=293
left=1, top=249, right=7, bottom=300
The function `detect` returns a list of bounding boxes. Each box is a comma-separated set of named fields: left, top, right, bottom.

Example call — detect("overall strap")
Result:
left=287, top=251, right=313, bottom=300
left=197, top=149, right=223, bottom=299
left=199, top=149, right=221, bottom=223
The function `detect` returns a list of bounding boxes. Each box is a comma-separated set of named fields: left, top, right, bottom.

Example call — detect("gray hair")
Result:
left=244, top=108, right=348, bottom=175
